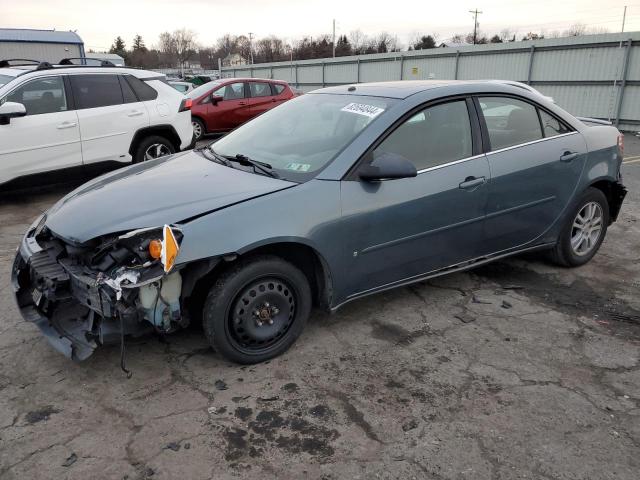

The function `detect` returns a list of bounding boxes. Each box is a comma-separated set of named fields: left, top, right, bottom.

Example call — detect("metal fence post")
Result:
left=270, top=66, right=273, bottom=79
left=526, top=45, right=536, bottom=85
left=615, top=38, right=633, bottom=128
left=249, top=67, right=253, bottom=78
left=295, top=63, right=298, bottom=89
left=400, top=55, right=405, bottom=80
left=232, top=68, right=236, bottom=77
left=356, top=58, right=360, bottom=83
left=322, top=61, right=325, bottom=87
left=454, top=51, right=460, bottom=80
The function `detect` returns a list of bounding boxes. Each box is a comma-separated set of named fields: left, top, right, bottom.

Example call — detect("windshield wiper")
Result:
left=199, top=146, right=233, bottom=167
left=223, top=153, right=280, bottom=178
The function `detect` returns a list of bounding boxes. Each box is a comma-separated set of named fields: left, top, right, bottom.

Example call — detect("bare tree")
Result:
left=564, top=23, right=586, bottom=37
left=499, top=29, right=515, bottom=42
left=173, top=28, right=198, bottom=69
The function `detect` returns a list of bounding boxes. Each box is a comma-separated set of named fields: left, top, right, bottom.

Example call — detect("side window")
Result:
left=249, top=82, right=272, bottom=98
left=272, top=84, right=286, bottom=95
left=479, top=97, right=543, bottom=150
left=118, top=75, right=138, bottom=103
left=539, top=110, right=571, bottom=138
left=124, top=75, right=158, bottom=101
left=222, top=82, right=246, bottom=100
left=374, top=100, right=473, bottom=171
left=2, top=76, right=68, bottom=115
left=71, top=75, right=123, bottom=109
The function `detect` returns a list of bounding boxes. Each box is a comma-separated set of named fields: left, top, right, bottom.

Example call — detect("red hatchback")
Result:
left=187, top=78, right=295, bottom=140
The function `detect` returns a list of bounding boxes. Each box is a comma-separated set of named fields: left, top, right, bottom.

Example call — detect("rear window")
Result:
left=0, top=74, right=13, bottom=87
left=118, top=75, right=138, bottom=103
left=479, top=97, right=543, bottom=150
left=70, top=74, right=123, bottom=109
left=250, top=82, right=272, bottom=98
left=125, top=75, right=158, bottom=101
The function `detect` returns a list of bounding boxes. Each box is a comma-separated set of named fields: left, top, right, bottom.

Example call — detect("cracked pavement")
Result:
left=1, top=134, right=639, bottom=479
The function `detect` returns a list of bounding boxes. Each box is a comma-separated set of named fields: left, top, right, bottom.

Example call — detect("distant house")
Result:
left=0, top=28, right=84, bottom=63
left=85, top=52, right=125, bottom=66
left=439, top=42, right=469, bottom=49
left=223, top=53, right=247, bottom=67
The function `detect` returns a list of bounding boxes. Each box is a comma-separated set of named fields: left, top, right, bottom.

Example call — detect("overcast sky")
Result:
left=5, top=0, right=639, bottom=50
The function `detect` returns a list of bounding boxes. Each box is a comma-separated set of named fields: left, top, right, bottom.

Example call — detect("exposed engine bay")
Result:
left=12, top=217, right=192, bottom=364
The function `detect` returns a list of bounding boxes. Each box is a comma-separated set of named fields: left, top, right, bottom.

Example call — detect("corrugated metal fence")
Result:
left=222, top=32, right=640, bottom=132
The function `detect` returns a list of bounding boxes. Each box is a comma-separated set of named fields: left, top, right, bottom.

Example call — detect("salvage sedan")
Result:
left=12, top=80, right=626, bottom=365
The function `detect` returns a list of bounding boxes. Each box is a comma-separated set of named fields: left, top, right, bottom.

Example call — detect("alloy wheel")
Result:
left=144, top=143, right=172, bottom=161
left=571, top=201, right=603, bottom=256
left=192, top=121, right=202, bottom=140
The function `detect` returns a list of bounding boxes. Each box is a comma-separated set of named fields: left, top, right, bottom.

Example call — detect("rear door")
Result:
left=476, top=96, right=587, bottom=254
left=70, top=74, right=150, bottom=164
left=247, top=81, right=277, bottom=116
left=341, top=98, right=490, bottom=296
left=0, top=75, right=81, bottom=183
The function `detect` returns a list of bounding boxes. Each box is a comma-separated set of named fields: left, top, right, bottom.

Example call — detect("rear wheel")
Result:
left=192, top=118, right=205, bottom=141
left=202, top=255, right=312, bottom=364
left=550, top=187, right=609, bottom=267
left=133, top=135, right=175, bottom=163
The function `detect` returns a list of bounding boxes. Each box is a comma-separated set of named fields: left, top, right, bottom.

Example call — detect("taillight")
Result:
left=179, top=98, right=192, bottom=112
left=617, top=133, right=624, bottom=156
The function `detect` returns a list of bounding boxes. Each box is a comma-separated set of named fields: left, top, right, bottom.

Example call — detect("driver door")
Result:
left=0, top=75, right=81, bottom=184
left=340, top=98, right=490, bottom=296
left=205, top=82, right=251, bottom=131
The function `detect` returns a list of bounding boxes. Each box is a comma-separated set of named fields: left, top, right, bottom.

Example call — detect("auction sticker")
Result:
left=341, top=103, right=385, bottom=118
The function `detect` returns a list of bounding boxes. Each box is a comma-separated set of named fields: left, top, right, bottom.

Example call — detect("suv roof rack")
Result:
left=0, top=58, right=42, bottom=68
left=59, top=57, right=116, bottom=67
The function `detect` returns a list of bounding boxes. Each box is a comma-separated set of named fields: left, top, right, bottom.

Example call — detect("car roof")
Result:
left=223, top=77, right=288, bottom=84
left=312, top=80, right=520, bottom=99
left=0, top=65, right=164, bottom=80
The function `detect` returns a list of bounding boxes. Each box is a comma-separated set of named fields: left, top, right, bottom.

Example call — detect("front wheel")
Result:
left=202, top=255, right=312, bottom=364
left=192, top=118, right=205, bottom=141
left=550, top=187, right=609, bottom=267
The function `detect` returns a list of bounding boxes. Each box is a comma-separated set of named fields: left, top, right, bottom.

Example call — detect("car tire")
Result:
left=133, top=135, right=175, bottom=163
left=192, top=118, right=205, bottom=141
left=202, top=255, right=312, bottom=364
left=550, top=187, right=609, bottom=267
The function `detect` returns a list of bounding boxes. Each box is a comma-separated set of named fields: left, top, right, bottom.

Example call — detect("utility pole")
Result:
left=469, top=8, right=483, bottom=44
left=248, top=32, right=254, bottom=64
left=622, top=6, right=627, bottom=32
left=332, top=19, right=336, bottom=58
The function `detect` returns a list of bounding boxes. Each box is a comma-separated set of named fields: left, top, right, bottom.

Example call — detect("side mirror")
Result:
left=358, top=152, right=417, bottom=181
left=210, top=94, right=223, bottom=105
left=0, top=102, right=27, bottom=125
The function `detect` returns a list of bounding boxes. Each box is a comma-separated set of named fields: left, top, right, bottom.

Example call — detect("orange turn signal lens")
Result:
left=148, top=239, right=162, bottom=259
left=161, top=225, right=180, bottom=273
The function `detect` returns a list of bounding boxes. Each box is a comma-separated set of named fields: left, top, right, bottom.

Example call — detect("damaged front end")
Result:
left=12, top=216, right=188, bottom=362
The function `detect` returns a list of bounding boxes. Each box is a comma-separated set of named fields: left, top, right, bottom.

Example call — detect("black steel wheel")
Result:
left=203, top=255, right=311, bottom=364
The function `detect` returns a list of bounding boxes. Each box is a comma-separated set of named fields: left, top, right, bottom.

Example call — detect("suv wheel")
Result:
left=192, top=118, right=205, bottom=141
left=133, top=135, right=175, bottom=163
left=550, top=187, right=609, bottom=267
left=202, top=255, right=312, bottom=364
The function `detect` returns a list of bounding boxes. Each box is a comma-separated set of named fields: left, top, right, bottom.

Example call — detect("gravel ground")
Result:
left=0, top=134, right=639, bottom=480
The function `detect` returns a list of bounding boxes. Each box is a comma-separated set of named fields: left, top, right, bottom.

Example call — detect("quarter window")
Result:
left=479, top=97, right=543, bottom=150
left=374, top=100, right=473, bottom=171
left=125, top=75, right=158, bottom=101
left=71, top=74, right=123, bottom=109
left=249, top=82, right=272, bottom=98
left=273, top=84, right=286, bottom=95
left=2, top=77, right=68, bottom=115
left=539, top=110, right=570, bottom=138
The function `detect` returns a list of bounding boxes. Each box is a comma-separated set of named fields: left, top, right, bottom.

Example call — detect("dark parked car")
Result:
left=12, top=80, right=626, bottom=365
left=188, top=77, right=295, bottom=140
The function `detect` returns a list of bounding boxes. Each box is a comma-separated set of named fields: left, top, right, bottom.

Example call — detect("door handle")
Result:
left=560, top=151, right=579, bottom=162
left=127, top=110, right=144, bottom=117
left=271, top=98, right=276, bottom=102
left=56, top=121, right=77, bottom=129
left=239, top=101, right=247, bottom=106
left=459, top=176, right=486, bottom=190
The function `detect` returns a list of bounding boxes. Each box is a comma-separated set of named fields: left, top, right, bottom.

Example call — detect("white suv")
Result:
left=0, top=59, right=194, bottom=188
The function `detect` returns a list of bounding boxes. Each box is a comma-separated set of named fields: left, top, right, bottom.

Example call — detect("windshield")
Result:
left=186, top=80, right=222, bottom=99
left=0, top=74, right=14, bottom=87
left=211, top=93, right=396, bottom=181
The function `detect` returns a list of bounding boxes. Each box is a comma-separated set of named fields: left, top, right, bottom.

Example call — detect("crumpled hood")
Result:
left=45, top=151, right=296, bottom=243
